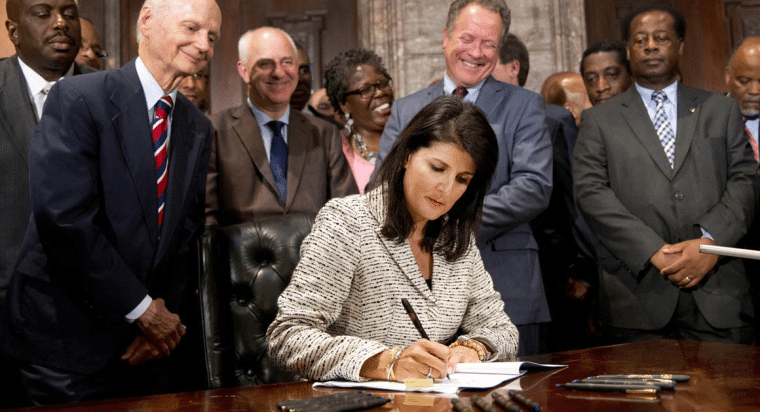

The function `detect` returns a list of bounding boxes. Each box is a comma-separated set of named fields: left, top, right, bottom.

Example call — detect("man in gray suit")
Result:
left=377, top=0, right=553, bottom=355
left=574, top=6, right=757, bottom=343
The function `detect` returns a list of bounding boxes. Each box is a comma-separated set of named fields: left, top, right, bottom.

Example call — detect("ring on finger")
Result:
left=426, top=367, right=433, bottom=379
left=684, top=276, right=691, bottom=283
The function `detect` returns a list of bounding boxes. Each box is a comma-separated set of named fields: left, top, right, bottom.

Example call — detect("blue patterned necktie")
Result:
left=267, top=120, right=288, bottom=203
left=652, top=90, right=675, bottom=167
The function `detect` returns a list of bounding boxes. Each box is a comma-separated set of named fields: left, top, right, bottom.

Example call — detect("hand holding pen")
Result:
left=399, top=298, right=451, bottom=380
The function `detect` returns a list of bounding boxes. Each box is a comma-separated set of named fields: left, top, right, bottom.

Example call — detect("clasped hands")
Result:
left=650, top=238, right=718, bottom=289
left=121, top=298, right=185, bottom=366
left=360, top=339, right=481, bottom=382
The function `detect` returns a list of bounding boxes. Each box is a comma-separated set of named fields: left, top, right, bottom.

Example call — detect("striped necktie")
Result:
left=153, top=95, right=173, bottom=226
left=652, top=90, right=675, bottom=167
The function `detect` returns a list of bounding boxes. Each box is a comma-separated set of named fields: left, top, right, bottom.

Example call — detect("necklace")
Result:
left=351, top=131, right=376, bottom=162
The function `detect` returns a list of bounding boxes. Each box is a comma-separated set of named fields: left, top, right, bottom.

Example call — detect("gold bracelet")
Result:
left=449, top=339, right=487, bottom=361
left=386, top=346, right=402, bottom=381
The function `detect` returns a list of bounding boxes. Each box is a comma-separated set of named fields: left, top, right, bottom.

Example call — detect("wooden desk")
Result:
left=8, top=339, right=760, bottom=411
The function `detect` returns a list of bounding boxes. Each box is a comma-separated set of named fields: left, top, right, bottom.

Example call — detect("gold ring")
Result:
left=684, top=276, right=691, bottom=282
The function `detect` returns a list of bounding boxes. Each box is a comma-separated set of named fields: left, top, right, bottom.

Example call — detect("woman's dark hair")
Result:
left=324, top=48, right=391, bottom=115
left=375, top=96, right=499, bottom=262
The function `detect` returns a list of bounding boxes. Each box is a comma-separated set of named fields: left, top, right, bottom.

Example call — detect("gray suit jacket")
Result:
left=574, top=84, right=757, bottom=330
left=0, top=56, right=93, bottom=304
left=377, top=76, right=553, bottom=325
left=206, top=104, right=358, bottom=226
left=267, top=188, right=518, bottom=382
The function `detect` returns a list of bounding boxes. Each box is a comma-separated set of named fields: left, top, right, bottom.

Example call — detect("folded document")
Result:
left=313, top=361, right=565, bottom=394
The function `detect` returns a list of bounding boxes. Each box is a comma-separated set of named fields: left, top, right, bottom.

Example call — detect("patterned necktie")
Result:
left=652, top=90, right=675, bottom=167
left=743, top=116, right=760, bottom=163
left=153, top=95, right=173, bottom=227
left=267, top=120, right=288, bottom=203
left=453, top=87, right=468, bottom=99
left=34, top=82, right=54, bottom=121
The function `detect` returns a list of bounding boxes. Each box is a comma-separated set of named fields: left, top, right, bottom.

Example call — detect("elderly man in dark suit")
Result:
left=206, top=27, right=356, bottom=226
left=377, top=0, right=553, bottom=356
left=1, top=0, right=222, bottom=404
left=574, top=6, right=757, bottom=344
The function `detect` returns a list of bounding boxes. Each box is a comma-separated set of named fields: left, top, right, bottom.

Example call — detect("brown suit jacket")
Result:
left=206, top=103, right=358, bottom=226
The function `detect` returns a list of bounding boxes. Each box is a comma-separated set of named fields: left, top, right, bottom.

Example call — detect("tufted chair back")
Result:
left=198, top=213, right=315, bottom=389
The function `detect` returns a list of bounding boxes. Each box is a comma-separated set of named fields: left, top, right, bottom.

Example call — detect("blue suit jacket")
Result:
left=377, top=76, right=553, bottom=325
left=1, top=59, right=213, bottom=374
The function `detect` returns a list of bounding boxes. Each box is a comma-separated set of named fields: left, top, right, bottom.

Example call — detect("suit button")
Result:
left=675, top=192, right=684, bottom=200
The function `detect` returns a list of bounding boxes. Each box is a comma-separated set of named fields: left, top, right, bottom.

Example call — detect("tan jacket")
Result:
left=205, top=103, right=358, bottom=226
left=267, top=188, right=518, bottom=382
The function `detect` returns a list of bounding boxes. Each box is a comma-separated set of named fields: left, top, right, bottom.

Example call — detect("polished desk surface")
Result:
left=7, top=339, right=760, bottom=411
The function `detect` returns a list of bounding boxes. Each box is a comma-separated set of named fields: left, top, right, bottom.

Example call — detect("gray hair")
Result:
left=237, top=27, right=297, bottom=65
left=445, top=0, right=510, bottom=46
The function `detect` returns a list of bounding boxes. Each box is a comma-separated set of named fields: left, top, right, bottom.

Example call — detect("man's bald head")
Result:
left=541, top=72, right=591, bottom=125
left=727, top=37, right=760, bottom=117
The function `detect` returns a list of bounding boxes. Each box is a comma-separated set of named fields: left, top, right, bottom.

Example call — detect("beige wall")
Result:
left=0, top=0, right=15, bottom=58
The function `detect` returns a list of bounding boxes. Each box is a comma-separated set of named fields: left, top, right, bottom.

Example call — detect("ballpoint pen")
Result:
left=401, top=298, right=450, bottom=379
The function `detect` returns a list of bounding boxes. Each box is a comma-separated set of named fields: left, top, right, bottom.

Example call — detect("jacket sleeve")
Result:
left=478, top=93, right=553, bottom=243
left=266, top=201, right=386, bottom=382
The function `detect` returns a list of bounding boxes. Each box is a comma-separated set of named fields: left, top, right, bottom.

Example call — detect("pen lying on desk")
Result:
left=507, top=390, right=541, bottom=411
left=592, top=373, right=690, bottom=382
left=559, top=382, right=661, bottom=394
left=491, top=391, right=520, bottom=412
left=577, top=377, right=676, bottom=390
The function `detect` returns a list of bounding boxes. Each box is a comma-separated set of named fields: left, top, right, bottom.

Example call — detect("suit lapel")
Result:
left=110, top=60, right=159, bottom=245
left=0, top=57, right=38, bottom=161
left=232, top=105, right=281, bottom=203
left=284, top=111, right=309, bottom=209
left=621, top=86, right=674, bottom=178
left=474, top=76, right=504, bottom=118
left=672, top=85, right=701, bottom=175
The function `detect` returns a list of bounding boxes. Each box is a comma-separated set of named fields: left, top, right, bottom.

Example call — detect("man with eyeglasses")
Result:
left=75, top=17, right=106, bottom=70
left=205, top=27, right=357, bottom=226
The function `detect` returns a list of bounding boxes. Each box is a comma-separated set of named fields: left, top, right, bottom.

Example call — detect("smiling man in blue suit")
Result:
left=1, top=0, right=222, bottom=404
left=377, top=0, right=553, bottom=356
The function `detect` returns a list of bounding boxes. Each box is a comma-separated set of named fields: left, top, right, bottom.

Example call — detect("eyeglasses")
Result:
left=344, top=78, right=393, bottom=99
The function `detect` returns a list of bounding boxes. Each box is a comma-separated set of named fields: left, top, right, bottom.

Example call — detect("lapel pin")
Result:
left=690, top=108, right=696, bottom=113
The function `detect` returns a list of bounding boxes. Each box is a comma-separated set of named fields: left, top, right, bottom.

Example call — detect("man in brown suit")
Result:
left=206, top=27, right=357, bottom=226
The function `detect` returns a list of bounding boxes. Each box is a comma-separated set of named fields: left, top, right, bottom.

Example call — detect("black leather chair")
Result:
left=198, top=214, right=314, bottom=389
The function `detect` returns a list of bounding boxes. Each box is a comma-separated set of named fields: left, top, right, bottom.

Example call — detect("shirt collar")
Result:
left=635, top=79, right=679, bottom=105
left=442, top=73, right=486, bottom=97
left=17, top=56, right=74, bottom=96
left=247, top=98, right=290, bottom=126
left=135, top=57, right=178, bottom=112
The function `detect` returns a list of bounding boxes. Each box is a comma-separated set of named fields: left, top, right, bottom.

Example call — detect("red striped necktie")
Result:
left=153, top=95, right=173, bottom=226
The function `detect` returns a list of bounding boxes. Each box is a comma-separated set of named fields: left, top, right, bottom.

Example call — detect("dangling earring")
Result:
left=344, top=112, right=353, bottom=135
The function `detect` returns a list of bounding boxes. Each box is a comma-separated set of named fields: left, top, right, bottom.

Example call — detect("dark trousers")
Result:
left=603, top=290, right=755, bottom=345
